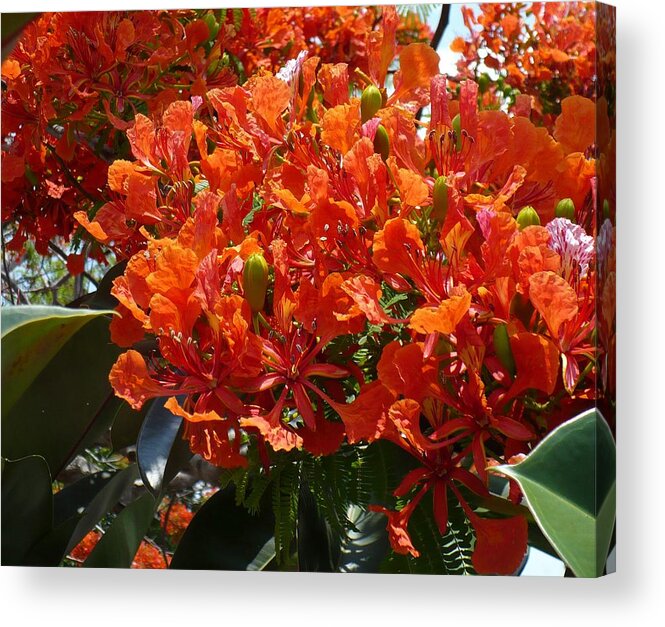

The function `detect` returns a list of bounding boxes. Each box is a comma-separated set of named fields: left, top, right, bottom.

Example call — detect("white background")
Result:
left=2, top=0, right=664, bottom=625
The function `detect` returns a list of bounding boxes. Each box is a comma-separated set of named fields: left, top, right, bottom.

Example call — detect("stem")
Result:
left=430, top=4, right=452, bottom=53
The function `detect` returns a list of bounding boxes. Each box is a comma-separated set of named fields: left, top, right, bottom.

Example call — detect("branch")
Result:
left=430, top=4, right=452, bottom=53
left=48, top=241, right=99, bottom=288
left=415, top=4, right=452, bottom=124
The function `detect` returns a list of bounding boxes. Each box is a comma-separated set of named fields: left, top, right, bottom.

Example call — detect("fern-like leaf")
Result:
left=381, top=493, right=475, bottom=575
left=272, top=459, right=301, bottom=566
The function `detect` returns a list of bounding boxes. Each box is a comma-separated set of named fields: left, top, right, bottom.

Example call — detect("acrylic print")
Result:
left=1, top=3, right=615, bottom=576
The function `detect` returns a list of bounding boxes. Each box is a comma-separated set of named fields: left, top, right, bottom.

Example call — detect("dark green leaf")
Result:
left=71, top=261, right=127, bottom=310
left=2, top=13, right=38, bottom=59
left=110, top=400, right=147, bottom=451
left=136, top=397, right=187, bottom=497
left=1, top=305, right=115, bottom=415
left=494, top=409, right=616, bottom=578
left=83, top=492, right=156, bottom=568
left=24, top=515, right=80, bottom=566
left=1, top=455, right=53, bottom=565
left=170, top=487, right=275, bottom=571
left=2, top=316, right=121, bottom=476
left=65, top=464, right=139, bottom=554
left=53, top=470, right=116, bottom=526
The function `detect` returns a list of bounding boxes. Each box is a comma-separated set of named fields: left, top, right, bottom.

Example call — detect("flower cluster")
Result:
left=72, top=5, right=613, bottom=575
left=1, top=7, right=430, bottom=257
left=451, top=2, right=598, bottom=125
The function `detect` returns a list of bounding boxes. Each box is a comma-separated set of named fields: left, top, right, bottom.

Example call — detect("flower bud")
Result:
left=432, top=176, right=449, bottom=222
left=555, top=197, right=576, bottom=221
left=493, top=324, right=516, bottom=377
left=361, top=85, right=382, bottom=123
left=478, top=73, right=490, bottom=94
left=451, top=113, right=463, bottom=151
left=516, top=205, right=541, bottom=230
left=603, top=199, right=611, bottom=221
left=373, top=124, right=390, bottom=161
left=243, top=253, right=269, bottom=313
left=509, top=293, right=534, bottom=327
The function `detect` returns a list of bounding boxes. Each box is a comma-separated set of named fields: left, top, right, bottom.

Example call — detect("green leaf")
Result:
left=110, top=400, right=147, bottom=452
left=136, top=397, right=188, bottom=497
left=170, top=487, right=275, bottom=571
left=83, top=492, right=156, bottom=568
left=272, top=459, right=300, bottom=565
left=493, top=409, right=616, bottom=578
left=1, top=455, right=53, bottom=565
left=1, top=305, right=115, bottom=415
left=2, top=315, right=121, bottom=476
left=65, top=465, right=139, bottom=555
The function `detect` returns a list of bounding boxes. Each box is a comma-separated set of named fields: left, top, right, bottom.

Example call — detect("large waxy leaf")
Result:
left=69, top=260, right=127, bottom=310
left=170, top=487, right=276, bottom=571
left=494, top=409, right=615, bottom=578
left=1, top=305, right=115, bottom=415
left=136, top=397, right=191, bottom=497
left=1, top=455, right=53, bottom=565
left=83, top=492, right=156, bottom=568
left=2, top=314, right=121, bottom=476
left=26, top=468, right=141, bottom=566
left=2, top=12, right=38, bottom=59
left=110, top=400, right=148, bottom=452
left=336, top=505, right=390, bottom=573
left=24, top=516, right=81, bottom=567
left=65, top=465, right=139, bottom=555
left=53, top=470, right=117, bottom=527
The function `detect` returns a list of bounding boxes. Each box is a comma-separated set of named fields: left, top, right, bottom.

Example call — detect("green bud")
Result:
left=243, top=253, right=269, bottom=313
left=373, top=124, right=390, bottom=161
left=361, top=85, right=382, bottom=123
left=555, top=197, right=576, bottom=221
left=516, top=205, right=541, bottom=230
left=24, top=164, right=39, bottom=187
left=603, top=199, right=611, bottom=221
left=493, top=324, right=516, bottom=377
left=204, top=13, right=220, bottom=39
left=435, top=337, right=454, bottom=356
left=509, top=293, right=534, bottom=327
left=208, top=57, right=220, bottom=76
left=432, top=176, right=449, bottom=222
left=451, top=113, right=463, bottom=151
left=478, top=73, right=490, bottom=94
